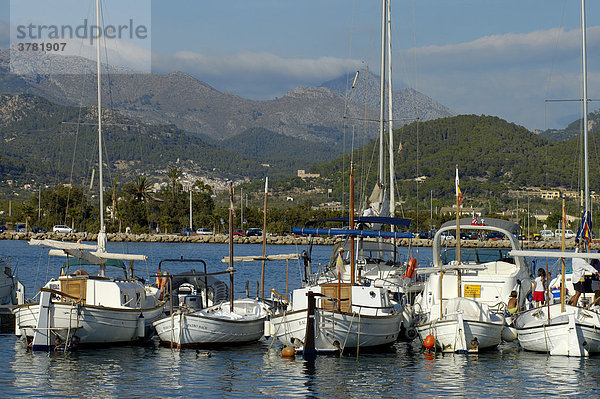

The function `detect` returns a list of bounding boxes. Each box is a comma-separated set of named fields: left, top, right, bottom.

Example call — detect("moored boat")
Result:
left=154, top=298, right=267, bottom=348
left=414, top=218, right=531, bottom=352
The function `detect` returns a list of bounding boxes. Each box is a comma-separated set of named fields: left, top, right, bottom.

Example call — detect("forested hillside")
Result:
left=311, top=115, right=598, bottom=206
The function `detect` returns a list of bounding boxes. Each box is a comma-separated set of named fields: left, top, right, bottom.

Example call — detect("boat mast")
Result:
left=96, top=0, right=107, bottom=262
left=581, top=0, right=589, bottom=220
left=378, top=0, right=387, bottom=187
left=386, top=0, right=395, bottom=224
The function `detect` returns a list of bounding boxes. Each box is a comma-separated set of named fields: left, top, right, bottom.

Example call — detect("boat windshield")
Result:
left=440, top=248, right=514, bottom=265
left=357, top=241, right=400, bottom=263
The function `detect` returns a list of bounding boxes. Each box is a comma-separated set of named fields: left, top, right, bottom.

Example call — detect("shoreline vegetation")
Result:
left=0, top=231, right=584, bottom=249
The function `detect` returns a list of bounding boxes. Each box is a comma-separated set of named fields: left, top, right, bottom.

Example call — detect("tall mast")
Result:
left=581, top=0, right=589, bottom=217
left=386, top=0, right=395, bottom=222
left=96, top=0, right=106, bottom=256
left=378, top=0, right=387, bottom=185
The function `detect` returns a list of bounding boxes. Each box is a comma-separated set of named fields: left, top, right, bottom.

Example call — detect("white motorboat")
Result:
left=154, top=186, right=269, bottom=348
left=413, top=218, right=531, bottom=352
left=13, top=242, right=166, bottom=350
left=514, top=302, right=600, bottom=356
left=154, top=298, right=267, bottom=348
left=269, top=283, right=402, bottom=353
left=510, top=250, right=600, bottom=356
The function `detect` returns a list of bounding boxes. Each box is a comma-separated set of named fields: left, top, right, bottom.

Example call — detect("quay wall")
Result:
left=0, top=231, right=584, bottom=249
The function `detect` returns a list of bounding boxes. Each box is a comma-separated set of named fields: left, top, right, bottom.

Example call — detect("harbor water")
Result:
left=1, top=240, right=599, bottom=398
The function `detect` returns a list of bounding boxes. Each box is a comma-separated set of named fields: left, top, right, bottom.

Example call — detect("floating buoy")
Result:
left=423, top=334, right=435, bottom=350
left=281, top=346, right=296, bottom=358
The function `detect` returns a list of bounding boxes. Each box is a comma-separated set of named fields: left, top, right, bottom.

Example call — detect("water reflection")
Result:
left=4, top=241, right=600, bottom=397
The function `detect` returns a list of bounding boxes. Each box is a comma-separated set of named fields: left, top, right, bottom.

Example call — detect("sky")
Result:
left=2, top=0, right=600, bottom=131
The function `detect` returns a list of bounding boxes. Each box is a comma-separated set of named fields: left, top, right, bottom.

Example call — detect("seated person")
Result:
left=507, top=291, right=518, bottom=315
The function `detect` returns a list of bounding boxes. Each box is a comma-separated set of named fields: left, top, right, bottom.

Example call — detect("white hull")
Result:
left=516, top=304, right=600, bottom=356
left=416, top=318, right=504, bottom=352
left=153, top=299, right=266, bottom=347
left=14, top=301, right=165, bottom=350
left=270, top=308, right=401, bottom=352
left=414, top=297, right=506, bottom=352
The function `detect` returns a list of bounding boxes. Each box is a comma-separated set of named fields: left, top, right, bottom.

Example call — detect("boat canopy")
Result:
left=61, top=258, right=126, bottom=269
left=292, top=227, right=414, bottom=239
left=305, top=216, right=412, bottom=228
left=441, top=217, right=520, bottom=236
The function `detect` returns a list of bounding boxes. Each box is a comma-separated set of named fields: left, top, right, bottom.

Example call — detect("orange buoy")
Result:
left=403, top=257, right=418, bottom=280
left=423, top=334, right=435, bottom=350
left=281, top=346, right=296, bottom=358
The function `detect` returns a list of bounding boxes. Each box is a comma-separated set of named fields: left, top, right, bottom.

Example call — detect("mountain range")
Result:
left=0, top=50, right=454, bottom=147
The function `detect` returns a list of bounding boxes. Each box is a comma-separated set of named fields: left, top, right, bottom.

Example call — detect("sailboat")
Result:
left=509, top=0, right=600, bottom=357
left=269, top=0, right=408, bottom=354
left=12, top=0, right=165, bottom=350
left=413, top=217, right=531, bottom=352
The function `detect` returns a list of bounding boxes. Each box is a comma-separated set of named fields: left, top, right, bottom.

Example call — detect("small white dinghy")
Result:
left=153, top=298, right=267, bottom=348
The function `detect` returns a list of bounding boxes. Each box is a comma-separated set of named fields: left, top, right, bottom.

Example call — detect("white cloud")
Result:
left=401, top=26, right=600, bottom=130
left=151, top=50, right=362, bottom=99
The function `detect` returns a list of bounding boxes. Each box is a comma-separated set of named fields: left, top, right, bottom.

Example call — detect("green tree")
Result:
left=167, top=167, right=182, bottom=199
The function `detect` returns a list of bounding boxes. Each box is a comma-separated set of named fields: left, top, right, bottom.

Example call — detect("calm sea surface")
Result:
left=0, top=240, right=599, bottom=398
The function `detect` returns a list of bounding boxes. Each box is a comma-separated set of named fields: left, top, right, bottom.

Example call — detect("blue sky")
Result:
left=2, top=0, right=600, bottom=131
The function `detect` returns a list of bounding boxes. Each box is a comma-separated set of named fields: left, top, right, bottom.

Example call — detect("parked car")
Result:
left=440, top=231, right=454, bottom=241
left=180, top=227, right=193, bottom=236
left=32, top=226, right=47, bottom=233
left=53, top=225, right=73, bottom=234
left=14, top=223, right=27, bottom=233
left=418, top=231, right=430, bottom=239
left=526, top=232, right=541, bottom=241
left=486, top=232, right=504, bottom=241
left=196, top=228, right=213, bottom=235
left=0, top=225, right=7, bottom=233
left=554, top=229, right=576, bottom=239
left=539, top=230, right=554, bottom=240
left=232, top=229, right=246, bottom=236
left=246, top=228, right=263, bottom=237
left=466, top=231, right=479, bottom=240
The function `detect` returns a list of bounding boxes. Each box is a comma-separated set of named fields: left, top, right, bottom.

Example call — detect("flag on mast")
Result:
left=455, top=166, right=463, bottom=206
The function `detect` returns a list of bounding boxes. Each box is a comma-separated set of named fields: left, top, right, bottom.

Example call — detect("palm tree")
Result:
left=167, top=167, right=182, bottom=199
left=133, top=175, right=152, bottom=202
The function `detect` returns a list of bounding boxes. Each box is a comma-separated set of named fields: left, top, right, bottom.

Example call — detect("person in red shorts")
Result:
left=532, top=268, right=546, bottom=307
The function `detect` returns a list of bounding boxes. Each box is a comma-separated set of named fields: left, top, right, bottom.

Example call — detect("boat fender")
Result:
left=281, top=346, right=296, bottom=358
left=403, top=258, right=418, bottom=280
left=423, top=334, right=435, bottom=350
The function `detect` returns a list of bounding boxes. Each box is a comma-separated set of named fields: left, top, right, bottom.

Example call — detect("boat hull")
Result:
left=415, top=318, right=504, bottom=352
left=270, top=308, right=401, bottom=352
left=13, top=301, right=165, bottom=350
left=153, top=300, right=266, bottom=347
left=515, top=304, right=600, bottom=356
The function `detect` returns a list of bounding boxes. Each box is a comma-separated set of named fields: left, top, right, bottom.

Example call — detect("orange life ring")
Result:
left=73, top=269, right=89, bottom=276
left=403, top=258, right=417, bottom=280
